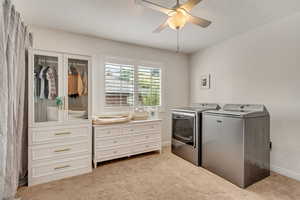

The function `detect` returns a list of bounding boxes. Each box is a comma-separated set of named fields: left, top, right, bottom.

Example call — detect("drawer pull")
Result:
left=54, top=165, right=70, bottom=170
left=54, top=148, right=71, bottom=153
left=146, top=145, right=149, bottom=148
left=113, top=151, right=118, bottom=154
left=130, top=129, right=134, bottom=131
left=113, top=141, right=118, bottom=143
left=55, top=132, right=71, bottom=136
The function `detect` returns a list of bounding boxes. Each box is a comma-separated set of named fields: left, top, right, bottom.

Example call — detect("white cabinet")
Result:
left=28, top=49, right=92, bottom=186
left=28, top=124, right=92, bottom=186
left=93, top=120, right=162, bottom=166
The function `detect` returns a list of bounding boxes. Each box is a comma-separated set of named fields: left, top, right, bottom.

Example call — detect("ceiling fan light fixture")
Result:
left=167, top=11, right=187, bottom=30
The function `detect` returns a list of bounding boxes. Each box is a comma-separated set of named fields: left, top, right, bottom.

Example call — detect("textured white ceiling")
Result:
left=13, top=0, right=300, bottom=53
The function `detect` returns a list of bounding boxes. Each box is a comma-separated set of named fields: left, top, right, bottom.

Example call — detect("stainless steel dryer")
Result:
left=171, top=103, right=220, bottom=166
left=202, top=104, right=270, bottom=188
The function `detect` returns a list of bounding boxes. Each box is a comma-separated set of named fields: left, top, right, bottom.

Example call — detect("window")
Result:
left=104, top=63, right=134, bottom=106
left=104, top=62, right=162, bottom=107
left=137, top=66, right=161, bottom=106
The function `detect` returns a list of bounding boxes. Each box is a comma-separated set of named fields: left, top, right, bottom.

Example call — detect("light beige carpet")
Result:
left=17, top=147, right=300, bottom=200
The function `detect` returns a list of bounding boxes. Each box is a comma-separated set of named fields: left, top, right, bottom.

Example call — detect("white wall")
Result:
left=190, top=12, right=300, bottom=180
left=30, top=26, right=190, bottom=144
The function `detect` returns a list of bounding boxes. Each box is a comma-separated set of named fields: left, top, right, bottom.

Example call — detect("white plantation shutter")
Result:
left=105, top=63, right=134, bottom=106
left=137, top=66, right=161, bottom=106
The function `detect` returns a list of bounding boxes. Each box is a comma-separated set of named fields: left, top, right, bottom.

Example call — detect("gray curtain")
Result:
left=0, top=0, right=32, bottom=199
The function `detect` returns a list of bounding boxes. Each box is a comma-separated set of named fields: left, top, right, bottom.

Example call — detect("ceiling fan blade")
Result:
left=135, top=0, right=175, bottom=16
left=153, top=19, right=169, bottom=33
left=186, top=13, right=211, bottom=28
left=180, top=0, right=202, bottom=11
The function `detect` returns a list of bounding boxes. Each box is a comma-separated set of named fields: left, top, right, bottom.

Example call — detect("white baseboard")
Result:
left=271, top=165, right=300, bottom=182
left=162, top=141, right=171, bottom=147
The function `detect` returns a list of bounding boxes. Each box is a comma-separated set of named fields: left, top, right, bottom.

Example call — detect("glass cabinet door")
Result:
left=33, top=54, right=60, bottom=123
left=66, top=57, right=89, bottom=120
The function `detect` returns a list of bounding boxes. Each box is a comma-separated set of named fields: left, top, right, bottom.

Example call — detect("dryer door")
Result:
left=172, top=112, right=196, bottom=147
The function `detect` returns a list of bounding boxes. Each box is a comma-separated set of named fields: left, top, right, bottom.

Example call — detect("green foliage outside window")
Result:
left=138, top=68, right=160, bottom=106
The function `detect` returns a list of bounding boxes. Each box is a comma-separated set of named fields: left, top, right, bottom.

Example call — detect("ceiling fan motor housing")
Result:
left=167, top=9, right=188, bottom=30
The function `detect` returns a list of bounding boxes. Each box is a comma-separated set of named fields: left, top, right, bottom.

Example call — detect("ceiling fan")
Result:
left=135, top=0, right=211, bottom=33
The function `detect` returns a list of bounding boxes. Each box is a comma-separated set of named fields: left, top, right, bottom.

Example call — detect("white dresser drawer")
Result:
left=31, top=141, right=89, bottom=161
left=30, top=156, right=91, bottom=185
left=96, top=146, right=131, bottom=159
left=133, top=132, right=161, bottom=143
left=32, top=156, right=90, bottom=178
left=132, top=142, right=160, bottom=154
left=94, top=127, right=122, bottom=138
left=95, top=135, right=131, bottom=148
left=31, top=126, right=89, bottom=145
left=123, top=122, right=160, bottom=134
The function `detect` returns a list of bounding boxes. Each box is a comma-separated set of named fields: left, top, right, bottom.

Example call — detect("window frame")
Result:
left=103, top=56, right=164, bottom=110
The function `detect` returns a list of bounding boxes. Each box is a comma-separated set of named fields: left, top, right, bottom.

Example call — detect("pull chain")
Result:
left=176, top=29, right=180, bottom=53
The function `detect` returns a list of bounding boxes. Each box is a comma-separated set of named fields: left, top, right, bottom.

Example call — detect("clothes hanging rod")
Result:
left=37, top=59, right=57, bottom=65
left=37, top=60, right=87, bottom=66
left=68, top=63, right=87, bottom=67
